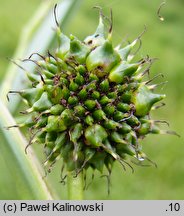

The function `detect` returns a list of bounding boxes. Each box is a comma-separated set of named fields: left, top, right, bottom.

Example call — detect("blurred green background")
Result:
left=0, top=0, right=184, bottom=199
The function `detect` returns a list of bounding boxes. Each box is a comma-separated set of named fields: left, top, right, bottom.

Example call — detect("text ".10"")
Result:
left=169, top=203, right=180, bottom=212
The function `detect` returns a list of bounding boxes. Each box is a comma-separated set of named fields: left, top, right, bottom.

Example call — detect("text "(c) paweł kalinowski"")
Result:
left=20, top=202, right=104, bottom=212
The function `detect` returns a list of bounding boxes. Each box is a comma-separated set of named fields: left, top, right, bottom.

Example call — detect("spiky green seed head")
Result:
left=9, top=9, right=174, bottom=184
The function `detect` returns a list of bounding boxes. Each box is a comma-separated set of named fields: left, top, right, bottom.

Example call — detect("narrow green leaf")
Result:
left=0, top=0, right=82, bottom=113
left=0, top=100, right=55, bottom=199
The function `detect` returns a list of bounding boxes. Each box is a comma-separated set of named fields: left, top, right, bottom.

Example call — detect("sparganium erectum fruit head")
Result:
left=8, top=6, right=178, bottom=186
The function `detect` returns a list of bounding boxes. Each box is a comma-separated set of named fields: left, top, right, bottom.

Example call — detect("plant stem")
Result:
left=67, top=172, right=84, bottom=200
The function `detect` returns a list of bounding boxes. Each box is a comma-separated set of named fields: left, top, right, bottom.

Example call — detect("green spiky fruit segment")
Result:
left=13, top=11, right=167, bottom=179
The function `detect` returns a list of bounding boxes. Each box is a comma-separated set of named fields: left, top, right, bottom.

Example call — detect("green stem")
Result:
left=67, top=172, right=84, bottom=200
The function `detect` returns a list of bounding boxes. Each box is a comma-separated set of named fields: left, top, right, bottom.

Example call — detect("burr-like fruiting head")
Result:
left=9, top=8, right=176, bottom=186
